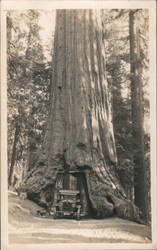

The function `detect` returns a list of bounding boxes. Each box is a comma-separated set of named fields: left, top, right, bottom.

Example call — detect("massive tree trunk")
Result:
left=22, top=10, right=141, bottom=222
left=129, top=11, right=147, bottom=221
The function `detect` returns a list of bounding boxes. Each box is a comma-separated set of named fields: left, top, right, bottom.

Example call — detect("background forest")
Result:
left=7, top=9, right=150, bottom=223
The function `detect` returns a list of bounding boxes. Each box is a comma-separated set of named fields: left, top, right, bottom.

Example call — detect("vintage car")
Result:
left=53, top=189, right=81, bottom=220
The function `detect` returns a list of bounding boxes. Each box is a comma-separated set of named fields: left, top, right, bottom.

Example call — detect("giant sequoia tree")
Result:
left=22, top=10, right=141, bottom=222
left=129, top=10, right=148, bottom=221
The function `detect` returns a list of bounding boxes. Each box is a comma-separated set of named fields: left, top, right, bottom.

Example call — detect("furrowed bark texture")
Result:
left=22, top=10, right=141, bottom=222
left=129, top=11, right=148, bottom=221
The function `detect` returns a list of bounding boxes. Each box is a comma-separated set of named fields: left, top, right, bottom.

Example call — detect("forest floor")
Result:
left=8, top=191, right=151, bottom=244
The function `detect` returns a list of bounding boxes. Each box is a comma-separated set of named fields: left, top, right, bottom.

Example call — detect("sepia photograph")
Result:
left=1, top=1, right=156, bottom=249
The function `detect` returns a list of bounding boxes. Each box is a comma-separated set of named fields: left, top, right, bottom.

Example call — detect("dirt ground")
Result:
left=8, top=191, right=151, bottom=244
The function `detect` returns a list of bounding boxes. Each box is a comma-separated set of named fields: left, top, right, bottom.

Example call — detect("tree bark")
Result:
left=8, top=120, right=20, bottom=187
left=22, top=10, right=141, bottom=222
left=129, top=11, right=147, bottom=221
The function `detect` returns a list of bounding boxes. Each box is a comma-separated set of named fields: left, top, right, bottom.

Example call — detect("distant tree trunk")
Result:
left=25, top=135, right=31, bottom=171
left=22, top=10, right=141, bottom=222
left=129, top=10, right=147, bottom=221
left=7, top=15, right=12, bottom=57
left=8, top=120, right=20, bottom=187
